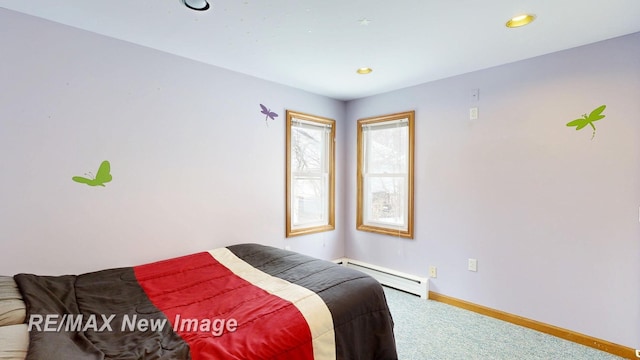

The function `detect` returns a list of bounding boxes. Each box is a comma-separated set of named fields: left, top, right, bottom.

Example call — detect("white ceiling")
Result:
left=2, top=1, right=639, bottom=100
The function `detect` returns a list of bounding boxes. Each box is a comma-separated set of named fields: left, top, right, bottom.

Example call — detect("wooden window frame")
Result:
left=286, top=110, right=336, bottom=237
left=357, top=111, right=415, bottom=238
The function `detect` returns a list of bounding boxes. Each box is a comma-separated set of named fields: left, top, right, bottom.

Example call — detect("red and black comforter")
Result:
left=14, top=244, right=397, bottom=359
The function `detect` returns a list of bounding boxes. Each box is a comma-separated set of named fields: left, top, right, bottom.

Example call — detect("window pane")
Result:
left=364, top=176, right=406, bottom=229
left=292, top=125, right=326, bottom=173
left=292, top=175, right=327, bottom=228
left=365, top=124, right=408, bottom=174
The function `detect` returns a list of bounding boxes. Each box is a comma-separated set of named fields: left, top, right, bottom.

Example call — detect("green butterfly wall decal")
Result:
left=566, top=105, right=606, bottom=140
left=72, top=160, right=112, bottom=187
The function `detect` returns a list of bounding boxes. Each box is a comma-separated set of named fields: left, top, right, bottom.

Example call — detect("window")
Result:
left=357, top=111, right=414, bottom=238
left=286, top=110, right=335, bottom=237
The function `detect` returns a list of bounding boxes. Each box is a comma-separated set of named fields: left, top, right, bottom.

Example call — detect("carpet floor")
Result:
left=383, top=286, right=624, bottom=360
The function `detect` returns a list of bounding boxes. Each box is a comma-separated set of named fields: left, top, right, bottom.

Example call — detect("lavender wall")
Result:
left=2, top=6, right=638, bottom=351
left=0, top=9, right=346, bottom=275
left=345, top=32, right=640, bottom=348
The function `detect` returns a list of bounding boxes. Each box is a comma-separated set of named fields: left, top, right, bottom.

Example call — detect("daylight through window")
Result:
left=286, top=111, right=335, bottom=237
left=357, top=111, right=414, bottom=238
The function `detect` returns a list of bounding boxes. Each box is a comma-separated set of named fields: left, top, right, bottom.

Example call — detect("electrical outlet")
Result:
left=468, top=259, right=478, bottom=272
left=469, top=107, right=478, bottom=120
left=429, top=266, right=437, bottom=278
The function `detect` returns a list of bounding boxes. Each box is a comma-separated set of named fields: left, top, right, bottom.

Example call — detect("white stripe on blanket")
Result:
left=209, top=248, right=336, bottom=360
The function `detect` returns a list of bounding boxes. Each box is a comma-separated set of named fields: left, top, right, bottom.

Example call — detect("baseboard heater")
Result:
left=333, top=258, right=428, bottom=299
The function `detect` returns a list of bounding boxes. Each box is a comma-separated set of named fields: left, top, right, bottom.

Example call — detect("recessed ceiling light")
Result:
left=506, top=14, right=535, bottom=28
left=184, top=0, right=210, bottom=11
left=357, top=67, right=373, bottom=74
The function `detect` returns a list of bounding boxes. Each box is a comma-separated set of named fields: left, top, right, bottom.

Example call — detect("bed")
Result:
left=0, top=243, right=397, bottom=359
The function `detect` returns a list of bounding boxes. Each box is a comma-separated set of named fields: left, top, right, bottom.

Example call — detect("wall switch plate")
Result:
left=468, top=258, right=478, bottom=272
left=429, top=266, right=437, bottom=278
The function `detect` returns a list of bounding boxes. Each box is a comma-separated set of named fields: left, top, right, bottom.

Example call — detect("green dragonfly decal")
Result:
left=566, top=105, right=606, bottom=140
left=72, top=160, right=112, bottom=187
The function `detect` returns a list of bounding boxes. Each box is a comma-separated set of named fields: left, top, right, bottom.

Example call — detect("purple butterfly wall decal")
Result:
left=260, top=104, right=278, bottom=126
